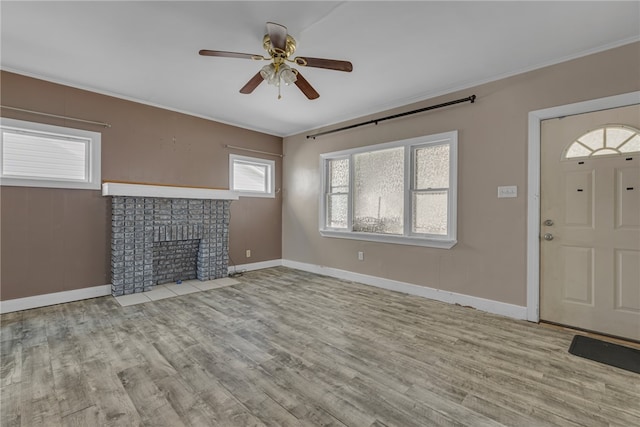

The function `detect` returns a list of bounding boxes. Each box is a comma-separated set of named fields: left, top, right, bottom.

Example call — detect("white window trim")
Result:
left=229, top=154, right=275, bottom=198
left=0, top=118, right=101, bottom=190
left=319, top=131, right=458, bottom=249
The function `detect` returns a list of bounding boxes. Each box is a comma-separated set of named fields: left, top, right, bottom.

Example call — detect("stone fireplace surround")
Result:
left=103, top=183, right=238, bottom=297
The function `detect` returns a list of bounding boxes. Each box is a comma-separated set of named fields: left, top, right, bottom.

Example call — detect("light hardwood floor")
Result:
left=1, top=267, right=639, bottom=426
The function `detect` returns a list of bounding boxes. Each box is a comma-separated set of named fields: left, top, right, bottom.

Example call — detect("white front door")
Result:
left=540, top=104, right=640, bottom=341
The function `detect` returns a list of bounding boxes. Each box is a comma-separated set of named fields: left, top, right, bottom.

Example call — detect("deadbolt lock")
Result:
left=544, top=219, right=554, bottom=226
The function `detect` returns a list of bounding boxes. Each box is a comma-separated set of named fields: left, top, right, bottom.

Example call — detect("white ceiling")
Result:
left=2, top=1, right=639, bottom=137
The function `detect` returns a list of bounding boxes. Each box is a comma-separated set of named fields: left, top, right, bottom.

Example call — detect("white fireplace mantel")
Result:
left=102, top=182, right=239, bottom=200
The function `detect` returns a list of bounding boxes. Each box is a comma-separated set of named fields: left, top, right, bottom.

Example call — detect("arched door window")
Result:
left=563, top=125, right=640, bottom=159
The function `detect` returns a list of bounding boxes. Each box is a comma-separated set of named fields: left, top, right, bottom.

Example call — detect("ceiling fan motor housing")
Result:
left=263, top=34, right=297, bottom=59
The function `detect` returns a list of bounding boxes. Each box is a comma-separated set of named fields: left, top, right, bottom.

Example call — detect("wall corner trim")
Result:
left=282, top=259, right=528, bottom=321
left=0, top=285, right=112, bottom=314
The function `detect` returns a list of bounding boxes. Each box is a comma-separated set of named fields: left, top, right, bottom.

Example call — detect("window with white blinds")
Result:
left=0, top=118, right=101, bottom=190
left=229, top=154, right=275, bottom=198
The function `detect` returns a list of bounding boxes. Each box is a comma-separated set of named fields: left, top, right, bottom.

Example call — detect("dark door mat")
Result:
left=569, top=335, right=640, bottom=374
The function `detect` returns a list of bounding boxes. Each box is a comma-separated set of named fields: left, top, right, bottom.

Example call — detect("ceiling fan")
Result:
left=199, top=22, right=353, bottom=100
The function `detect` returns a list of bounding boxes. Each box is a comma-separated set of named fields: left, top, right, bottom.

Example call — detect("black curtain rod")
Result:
left=306, top=94, right=476, bottom=139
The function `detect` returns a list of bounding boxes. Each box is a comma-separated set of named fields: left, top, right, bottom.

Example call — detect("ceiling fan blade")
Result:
left=294, top=71, right=319, bottom=100
left=295, top=57, right=353, bottom=72
left=266, top=22, right=287, bottom=51
left=199, top=50, right=262, bottom=60
left=239, top=72, right=264, bottom=94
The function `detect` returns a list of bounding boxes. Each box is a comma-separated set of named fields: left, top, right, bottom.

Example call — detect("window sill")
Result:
left=235, top=192, right=275, bottom=199
left=0, top=177, right=101, bottom=190
left=319, top=229, right=457, bottom=249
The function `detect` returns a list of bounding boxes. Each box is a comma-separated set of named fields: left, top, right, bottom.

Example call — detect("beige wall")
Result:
left=282, top=42, right=640, bottom=307
left=0, top=71, right=282, bottom=301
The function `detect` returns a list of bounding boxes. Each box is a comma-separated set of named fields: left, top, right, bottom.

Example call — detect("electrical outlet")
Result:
left=358, top=251, right=364, bottom=261
left=245, top=249, right=251, bottom=258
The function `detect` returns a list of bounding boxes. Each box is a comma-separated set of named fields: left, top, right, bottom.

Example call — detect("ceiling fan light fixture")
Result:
left=260, top=63, right=296, bottom=91
left=280, top=64, right=297, bottom=86
left=260, top=63, right=276, bottom=83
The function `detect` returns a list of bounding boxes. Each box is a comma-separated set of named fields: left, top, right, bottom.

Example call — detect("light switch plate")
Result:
left=498, top=185, right=517, bottom=198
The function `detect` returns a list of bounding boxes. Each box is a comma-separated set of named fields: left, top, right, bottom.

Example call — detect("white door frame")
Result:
left=526, top=91, right=640, bottom=322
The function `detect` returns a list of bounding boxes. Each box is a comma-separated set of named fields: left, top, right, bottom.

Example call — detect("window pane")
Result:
left=565, top=142, right=592, bottom=159
left=233, top=161, right=268, bottom=192
left=353, top=147, right=404, bottom=234
left=413, top=191, right=448, bottom=235
left=606, top=127, right=634, bottom=148
left=329, top=158, right=349, bottom=192
left=578, top=129, right=604, bottom=150
left=2, top=131, right=87, bottom=180
left=620, top=135, right=640, bottom=153
left=327, top=194, right=348, bottom=228
left=415, top=144, right=449, bottom=189
left=592, top=148, right=618, bottom=156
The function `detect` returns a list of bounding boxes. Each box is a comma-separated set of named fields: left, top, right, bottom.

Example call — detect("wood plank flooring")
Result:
left=1, top=267, right=639, bottom=426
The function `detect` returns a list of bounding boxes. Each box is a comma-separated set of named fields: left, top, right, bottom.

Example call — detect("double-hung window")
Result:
left=320, top=130, right=457, bottom=248
left=0, top=118, right=101, bottom=190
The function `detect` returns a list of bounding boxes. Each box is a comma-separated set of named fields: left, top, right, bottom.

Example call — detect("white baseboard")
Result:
left=229, top=259, right=283, bottom=274
left=282, top=259, right=528, bottom=320
left=1, top=260, right=528, bottom=321
left=0, top=284, right=112, bottom=314
left=0, top=258, right=284, bottom=314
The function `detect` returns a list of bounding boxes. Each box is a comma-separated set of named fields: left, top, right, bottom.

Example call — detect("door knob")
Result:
left=543, top=233, right=554, bottom=241
left=544, top=219, right=554, bottom=226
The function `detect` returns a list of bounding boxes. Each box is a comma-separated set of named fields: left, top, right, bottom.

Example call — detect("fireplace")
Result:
left=103, top=183, right=238, bottom=297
